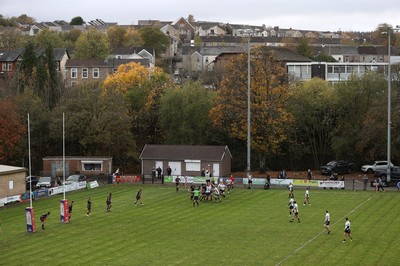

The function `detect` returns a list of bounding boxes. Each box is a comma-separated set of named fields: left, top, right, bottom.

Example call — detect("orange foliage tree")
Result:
left=210, top=46, right=292, bottom=170
left=102, top=62, right=173, bottom=148
left=0, top=98, right=26, bottom=162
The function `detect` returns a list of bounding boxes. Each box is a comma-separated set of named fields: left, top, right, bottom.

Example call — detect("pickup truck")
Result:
left=320, top=160, right=354, bottom=175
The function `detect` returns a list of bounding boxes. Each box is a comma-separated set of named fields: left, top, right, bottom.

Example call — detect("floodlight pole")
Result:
left=63, top=113, right=66, bottom=200
left=387, top=29, right=392, bottom=183
left=247, top=35, right=251, bottom=176
left=28, top=114, right=32, bottom=208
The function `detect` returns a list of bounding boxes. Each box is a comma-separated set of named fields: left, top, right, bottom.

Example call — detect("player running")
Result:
left=175, top=176, right=181, bottom=192
left=193, top=186, right=200, bottom=207
left=135, top=187, right=143, bottom=206
left=324, top=210, right=331, bottom=234
left=106, top=193, right=112, bottom=212
left=218, top=181, right=226, bottom=198
left=343, top=217, right=353, bottom=242
left=288, top=195, right=294, bottom=217
left=288, top=183, right=294, bottom=198
left=290, top=201, right=300, bottom=223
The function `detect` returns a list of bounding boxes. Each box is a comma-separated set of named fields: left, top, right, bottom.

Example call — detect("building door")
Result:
left=155, top=161, right=163, bottom=178
left=168, top=162, right=181, bottom=176
left=213, top=163, right=220, bottom=177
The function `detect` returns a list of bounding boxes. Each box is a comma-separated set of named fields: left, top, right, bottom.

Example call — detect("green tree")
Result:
left=70, top=16, right=84, bottom=25
left=332, top=72, right=389, bottom=161
left=14, top=89, right=51, bottom=174
left=159, top=81, right=216, bottom=144
left=64, top=29, right=82, bottom=45
left=139, top=27, right=170, bottom=57
left=74, top=28, right=110, bottom=59
left=296, top=37, right=314, bottom=58
left=50, top=82, right=137, bottom=168
left=0, top=28, right=26, bottom=48
left=288, top=78, right=336, bottom=168
left=19, top=41, right=37, bottom=88
left=35, top=29, right=65, bottom=48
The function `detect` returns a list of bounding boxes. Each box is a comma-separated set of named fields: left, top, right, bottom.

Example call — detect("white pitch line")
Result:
left=275, top=194, right=375, bottom=266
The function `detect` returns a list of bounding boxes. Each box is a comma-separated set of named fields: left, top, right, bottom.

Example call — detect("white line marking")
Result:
left=275, top=194, right=375, bottom=266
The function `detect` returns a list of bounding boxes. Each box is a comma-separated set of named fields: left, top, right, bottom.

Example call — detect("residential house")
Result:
left=139, top=145, right=232, bottom=178
left=65, top=59, right=110, bottom=87
left=0, top=49, right=23, bottom=79
left=170, top=17, right=195, bottom=41
left=110, top=47, right=155, bottom=67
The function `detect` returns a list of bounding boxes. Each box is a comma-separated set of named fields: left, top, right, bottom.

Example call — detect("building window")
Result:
left=7, top=63, right=12, bottom=71
left=185, top=160, right=201, bottom=171
left=82, top=68, right=88, bottom=78
left=82, top=161, right=103, bottom=171
left=71, top=68, right=77, bottom=78
left=1, top=63, right=6, bottom=71
left=93, top=68, right=99, bottom=78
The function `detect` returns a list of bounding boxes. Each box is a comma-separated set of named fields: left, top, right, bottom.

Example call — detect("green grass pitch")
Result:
left=0, top=184, right=399, bottom=265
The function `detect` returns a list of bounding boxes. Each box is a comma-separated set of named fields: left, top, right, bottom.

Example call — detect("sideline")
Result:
left=275, top=194, right=375, bottom=266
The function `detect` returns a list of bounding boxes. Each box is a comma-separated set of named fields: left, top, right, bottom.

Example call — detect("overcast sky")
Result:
left=1, top=0, right=399, bottom=32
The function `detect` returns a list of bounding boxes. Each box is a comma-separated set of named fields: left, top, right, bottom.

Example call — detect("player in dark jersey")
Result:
left=86, top=197, right=92, bottom=217
left=106, top=193, right=112, bottom=212
left=40, top=212, right=50, bottom=229
left=135, top=187, right=143, bottom=206
left=68, top=201, right=74, bottom=221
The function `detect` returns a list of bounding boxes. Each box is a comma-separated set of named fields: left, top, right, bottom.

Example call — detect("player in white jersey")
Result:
left=324, top=210, right=331, bottom=234
left=288, top=183, right=294, bottom=198
left=343, top=217, right=353, bottom=242
left=218, top=181, right=226, bottom=198
left=303, top=188, right=311, bottom=206
left=290, top=201, right=300, bottom=223
left=288, top=195, right=294, bottom=217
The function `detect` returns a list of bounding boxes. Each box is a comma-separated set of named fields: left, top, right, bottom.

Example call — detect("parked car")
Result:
left=320, top=160, right=354, bottom=175
left=26, top=176, right=39, bottom=190
left=64, top=174, right=87, bottom=185
left=374, top=166, right=400, bottom=183
left=361, top=161, right=393, bottom=174
left=35, top=176, right=52, bottom=188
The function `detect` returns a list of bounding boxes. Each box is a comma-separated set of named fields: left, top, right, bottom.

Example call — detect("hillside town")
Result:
left=1, top=16, right=399, bottom=88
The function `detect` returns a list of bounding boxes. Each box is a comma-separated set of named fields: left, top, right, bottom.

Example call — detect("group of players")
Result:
left=186, top=176, right=234, bottom=206
left=287, top=183, right=353, bottom=242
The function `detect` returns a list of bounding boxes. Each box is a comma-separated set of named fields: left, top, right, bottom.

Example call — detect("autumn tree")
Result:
left=107, top=26, right=126, bottom=49
left=139, top=27, right=170, bottom=57
left=123, top=27, right=144, bottom=47
left=0, top=98, right=26, bottom=163
left=159, top=81, right=216, bottom=144
left=210, top=46, right=292, bottom=171
left=74, top=28, right=110, bottom=59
